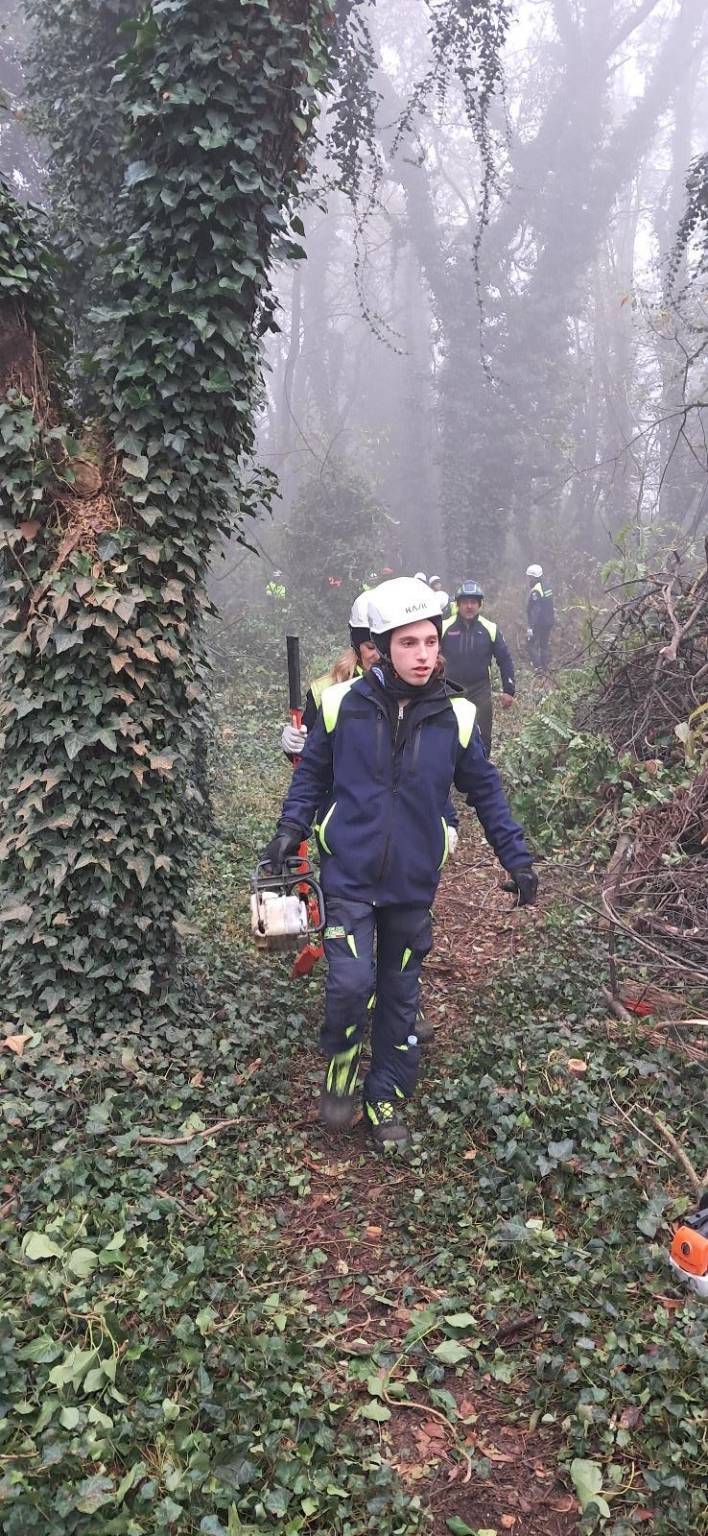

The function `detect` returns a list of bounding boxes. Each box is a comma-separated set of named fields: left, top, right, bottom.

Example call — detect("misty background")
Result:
left=2, top=0, right=706, bottom=651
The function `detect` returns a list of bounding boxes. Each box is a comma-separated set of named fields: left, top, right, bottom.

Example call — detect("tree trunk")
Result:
left=0, top=1, right=331, bottom=1032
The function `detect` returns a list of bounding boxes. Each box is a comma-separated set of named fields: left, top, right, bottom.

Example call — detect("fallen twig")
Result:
left=644, top=1110, right=704, bottom=1195
left=132, top=1116, right=242, bottom=1148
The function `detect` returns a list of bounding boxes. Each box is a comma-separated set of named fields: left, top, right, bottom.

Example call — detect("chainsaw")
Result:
left=250, top=855, right=325, bottom=953
left=669, top=1193, right=708, bottom=1298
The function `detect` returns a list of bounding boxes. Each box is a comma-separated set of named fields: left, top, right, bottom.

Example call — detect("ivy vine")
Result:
left=0, top=0, right=334, bottom=1031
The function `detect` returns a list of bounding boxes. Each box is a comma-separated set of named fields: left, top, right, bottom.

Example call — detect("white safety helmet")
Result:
left=526, top=564, right=543, bottom=579
left=349, top=592, right=370, bottom=631
left=413, top=571, right=428, bottom=582
left=367, top=577, right=443, bottom=654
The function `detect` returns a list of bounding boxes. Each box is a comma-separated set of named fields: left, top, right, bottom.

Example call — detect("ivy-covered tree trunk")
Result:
left=0, top=1, right=332, bottom=1031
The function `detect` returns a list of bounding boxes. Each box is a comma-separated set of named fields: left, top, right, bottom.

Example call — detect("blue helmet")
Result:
left=455, top=580, right=484, bottom=601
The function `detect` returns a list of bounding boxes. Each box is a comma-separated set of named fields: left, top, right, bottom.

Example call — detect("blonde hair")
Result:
left=330, top=647, right=358, bottom=684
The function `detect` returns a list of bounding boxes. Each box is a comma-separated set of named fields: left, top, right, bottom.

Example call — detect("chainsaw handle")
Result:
left=287, top=634, right=302, bottom=713
left=292, top=872, right=326, bottom=933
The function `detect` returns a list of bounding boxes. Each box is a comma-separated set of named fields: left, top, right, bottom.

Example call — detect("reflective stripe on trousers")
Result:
left=320, top=897, right=432, bottom=1103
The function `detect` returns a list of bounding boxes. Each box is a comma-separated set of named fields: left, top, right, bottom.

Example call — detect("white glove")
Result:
left=527, top=627, right=533, bottom=641
left=447, top=826, right=458, bottom=857
left=282, top=722, right=307, bottom=755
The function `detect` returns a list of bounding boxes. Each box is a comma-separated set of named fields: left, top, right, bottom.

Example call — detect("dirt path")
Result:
left=270, top=823, right=578, bottom=1535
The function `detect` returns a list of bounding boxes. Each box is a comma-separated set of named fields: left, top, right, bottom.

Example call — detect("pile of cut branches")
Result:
left=603, top=763, right=708, bottom=989
left=586, top=538, right=708, bottom=760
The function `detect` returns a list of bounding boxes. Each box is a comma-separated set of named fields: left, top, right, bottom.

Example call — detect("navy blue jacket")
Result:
left=442, top=615, right=515, bottom=694
left=527, top=583, right=555, bottom=630
left=277, top=671, right=530, bottom=907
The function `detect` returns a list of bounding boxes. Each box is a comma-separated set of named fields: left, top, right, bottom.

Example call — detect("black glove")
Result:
left=260, top=824, right=301, bottom=874
left=502, top=865, right=538, bottom=907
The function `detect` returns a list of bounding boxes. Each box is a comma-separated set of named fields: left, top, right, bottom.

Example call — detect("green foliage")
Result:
left=410, top=909, right=706, bottom=1534
left=1, top=673, right=704, bottom=1534
left=500, top=670, right=691, bottom=858
left=23, top=0, right=134, bottom=320
left=0, top=1, right=335, bottom=1030
left=0, top=677, right=422, bottom=1535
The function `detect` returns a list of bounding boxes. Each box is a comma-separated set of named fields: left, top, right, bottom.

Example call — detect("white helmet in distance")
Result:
left=349, top=591, right=374, bottom=653
left=526, top=563, right=543, bottom=579
left=349, top=592, right=370, bottom=631
left=413, top=570, right=428, bottom=582
left=367, top=578, right=443, bottom=652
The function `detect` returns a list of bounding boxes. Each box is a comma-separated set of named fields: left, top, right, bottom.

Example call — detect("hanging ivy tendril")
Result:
left=669, top=152, right=708, bottom=291
left=328, top=0, right=510, bottom=242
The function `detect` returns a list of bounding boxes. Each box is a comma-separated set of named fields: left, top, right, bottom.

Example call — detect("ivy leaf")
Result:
left=124, top=160, right=152, bottom=187
left=74, top=1474, right=115, bottom=1513
left=66, top=1246, right=99, bottom=1279
left=123, top=453, right=149, bottom=479
left=637, top=1195, right=670, bottom=1238
left=443, top=1312, right=478, bottom=1330
left=17, top=1334, right=63, bottom=1363
left=571, top=1458, right=611, bottom=1518
left=22, top=1231, right=64, bottom=1261
left=130, top=968, right=153, bottom=995
left=433, top=1339, right=470, bottom=1366
left=357, top=1399, right=391, bottom=1422
left=0, top=903, right=33, bottom=924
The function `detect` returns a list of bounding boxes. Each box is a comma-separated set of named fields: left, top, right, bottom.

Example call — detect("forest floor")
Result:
left=1, top=671, right=705, bottom=1536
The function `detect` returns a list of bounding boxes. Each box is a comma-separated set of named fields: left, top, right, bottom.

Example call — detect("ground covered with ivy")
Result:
left=1, top=664, right=705, bottom=1536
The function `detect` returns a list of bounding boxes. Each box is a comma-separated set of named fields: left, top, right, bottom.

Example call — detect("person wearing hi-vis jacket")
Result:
left=260, top=578, right=536, bottom=1152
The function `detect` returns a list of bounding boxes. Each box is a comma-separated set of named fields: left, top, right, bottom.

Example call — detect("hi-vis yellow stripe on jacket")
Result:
left=278, top=671, right=529, bottom=907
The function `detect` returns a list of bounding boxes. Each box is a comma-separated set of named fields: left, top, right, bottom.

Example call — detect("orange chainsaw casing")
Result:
left=670, top=1224, right=708, bottom=1280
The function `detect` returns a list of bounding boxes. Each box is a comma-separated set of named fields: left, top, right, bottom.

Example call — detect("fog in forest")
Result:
left=218, top=0, right=707, bottom=647
left=2, top=0, right=706, bottom=652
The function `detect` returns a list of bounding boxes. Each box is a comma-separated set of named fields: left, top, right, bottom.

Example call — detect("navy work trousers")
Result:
left=321, top=898, right=432, bottom=1104
left=528, top=627, right=552, bottom=670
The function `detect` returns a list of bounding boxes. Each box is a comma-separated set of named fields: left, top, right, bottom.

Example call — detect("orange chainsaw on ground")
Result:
left=669, top=1193, right=708, bottom=1298
left=286, top=634, right=325, bottom=978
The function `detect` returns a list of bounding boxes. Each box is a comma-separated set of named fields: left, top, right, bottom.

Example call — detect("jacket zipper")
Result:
left=377, top=702, right=405, bottom=881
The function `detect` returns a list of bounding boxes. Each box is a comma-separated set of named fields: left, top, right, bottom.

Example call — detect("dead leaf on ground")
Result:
left=567, top=1057, right=588, bottom=1074
left=3, top=1034, right=27, bottom=1056
left=475, top=1442, right=515, bottom=1463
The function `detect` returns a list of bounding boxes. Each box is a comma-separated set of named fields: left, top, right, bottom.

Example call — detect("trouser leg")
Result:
left=321, top=897, right=376, bottom=1065
left=365, top=905, right=432, bottom=1105
left=527, top=630, right=540, bottom=668
left=539, top=628, right=552, bottom=669
left=465, top=679, right=493, bottom=756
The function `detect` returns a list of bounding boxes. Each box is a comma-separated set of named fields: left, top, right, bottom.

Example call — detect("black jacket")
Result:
left=441, top=615, right=515, bottom=695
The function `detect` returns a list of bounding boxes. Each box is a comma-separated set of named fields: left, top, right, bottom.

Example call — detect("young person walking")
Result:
left=260, top=579, right=536, bottom=1150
